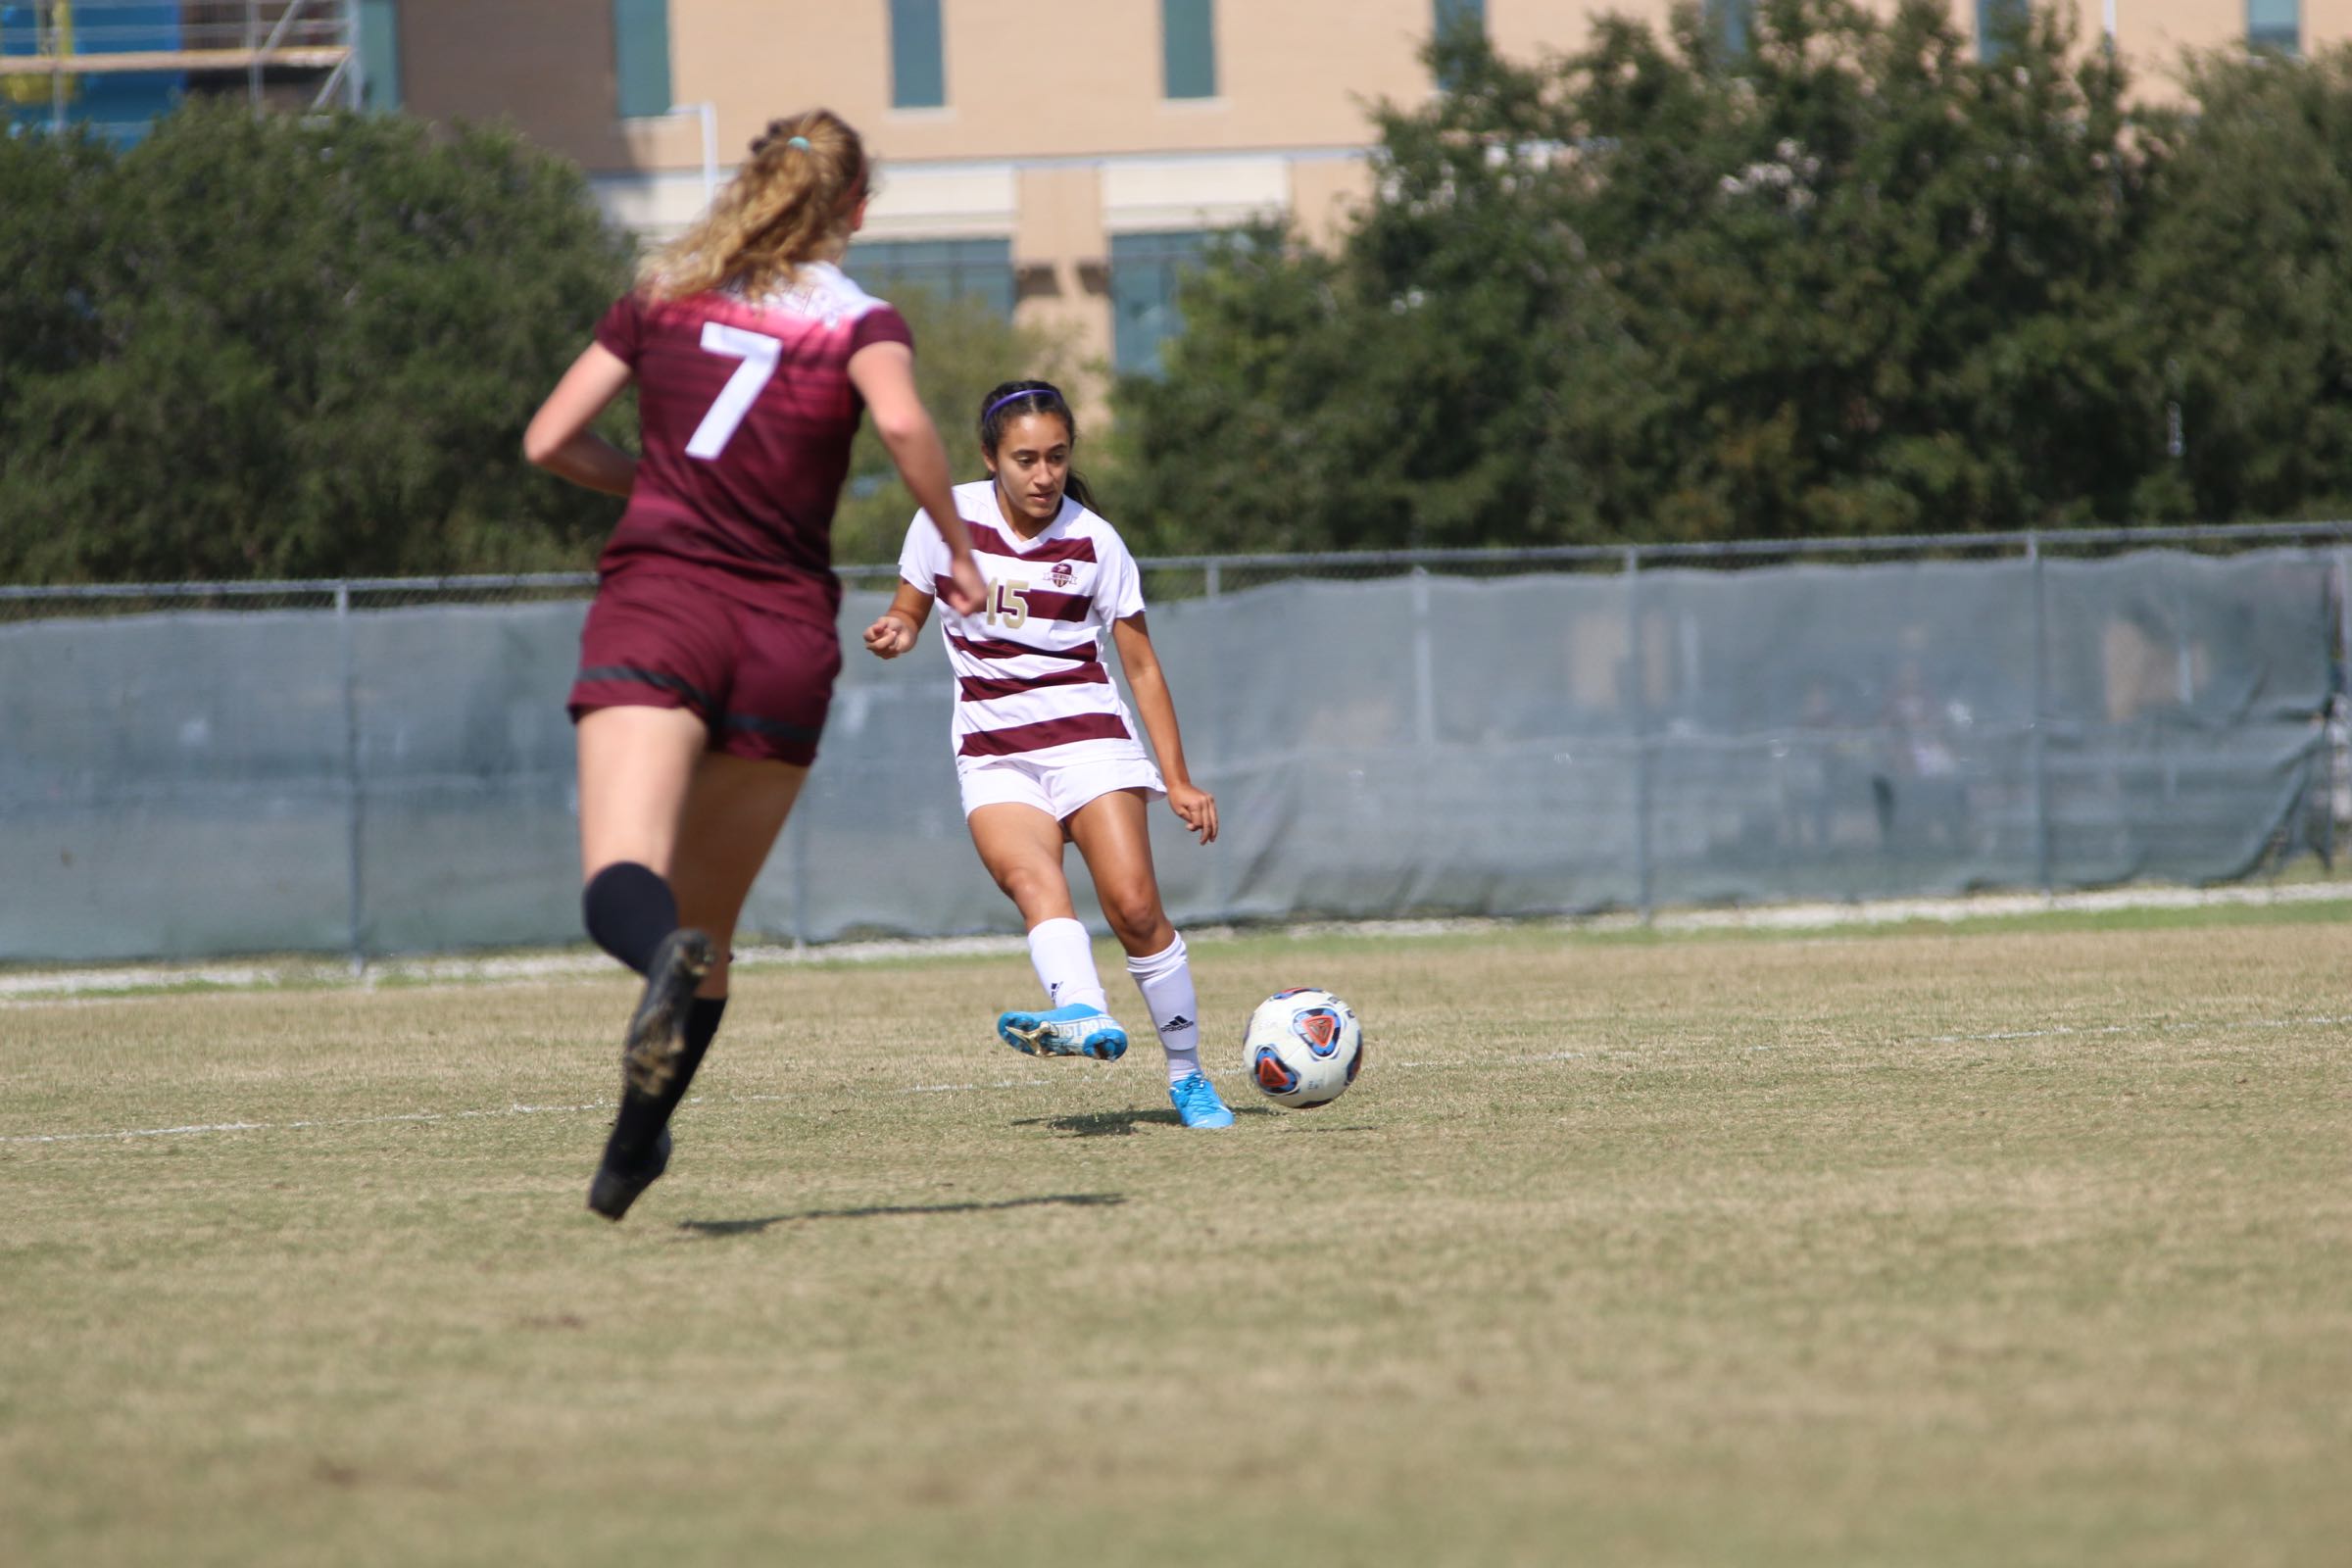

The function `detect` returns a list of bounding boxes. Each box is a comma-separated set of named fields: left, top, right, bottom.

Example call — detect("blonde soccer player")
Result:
left=525, top=109, right=986, bottom=1219
left=861, top=379, right=1233, bottom=1129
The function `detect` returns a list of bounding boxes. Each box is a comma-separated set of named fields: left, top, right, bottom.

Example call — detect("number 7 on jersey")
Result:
left=685, top=322, right=783, bottom=461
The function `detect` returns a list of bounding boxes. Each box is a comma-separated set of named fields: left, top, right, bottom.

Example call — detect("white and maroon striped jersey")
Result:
left=897, top=480, right=1151, bottom=771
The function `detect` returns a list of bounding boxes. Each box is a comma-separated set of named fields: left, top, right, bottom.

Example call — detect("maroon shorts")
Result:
left=568, top=570, right=842, bottom=766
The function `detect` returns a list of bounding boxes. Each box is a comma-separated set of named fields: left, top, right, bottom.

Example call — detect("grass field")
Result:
left=5, top=910, right=2349, bottom=1567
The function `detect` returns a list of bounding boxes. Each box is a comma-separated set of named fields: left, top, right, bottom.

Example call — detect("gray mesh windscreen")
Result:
left=0, top=610, right=354, bottom=958
left=0, top=547, right=2337, bottom=962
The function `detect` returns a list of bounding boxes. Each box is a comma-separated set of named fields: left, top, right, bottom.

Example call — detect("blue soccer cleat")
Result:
left=997, top=1004, right=1129, bottom=1060
left=1168, top=1071, right=1235, bottom=1129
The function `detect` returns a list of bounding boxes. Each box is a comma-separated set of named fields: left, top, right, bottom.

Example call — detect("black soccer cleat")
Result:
left=620, top=927, right=715, bottom=1099
left=587, top=1127, right=672, bottom=1222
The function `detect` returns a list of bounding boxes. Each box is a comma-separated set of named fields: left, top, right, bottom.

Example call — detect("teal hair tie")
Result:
left=786, top=135, right=811, bottom=151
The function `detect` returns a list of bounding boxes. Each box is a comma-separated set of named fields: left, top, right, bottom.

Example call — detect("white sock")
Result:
left=1027, top=917, right=1106, bottom=1013
left=1127, top=934, right=1202, bottom=1085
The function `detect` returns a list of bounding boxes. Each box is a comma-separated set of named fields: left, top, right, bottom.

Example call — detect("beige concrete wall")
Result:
left=396, top=0, right=2352, bottom=395
left=672, top=0, right=1444, bottom=166
left=1290, top=155, right=1377, bottom=250
left=669, top=0, right=887, bottom=173
left=1012, top=163, right=1111, bottom=378
left=1494, top=0, right=1668, bottom=54
left=2316, top=0, right=2352, bottom=46
left=395, top=1, right=1517, bottom=173
left=400, top=1, right=2352, bottom=177
left=2103, top=0, right=2249, bottom=79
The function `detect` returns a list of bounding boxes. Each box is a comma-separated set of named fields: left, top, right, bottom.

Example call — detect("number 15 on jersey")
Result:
left=986, top=579, right=1030, bottom=629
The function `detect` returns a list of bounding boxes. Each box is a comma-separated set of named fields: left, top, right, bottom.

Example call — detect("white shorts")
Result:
left=958, top=754, right=1167, bottom=822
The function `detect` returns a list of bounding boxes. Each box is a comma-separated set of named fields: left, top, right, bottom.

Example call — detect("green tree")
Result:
left=0, top=99, right=1063, bottom=583
left=1113, top=0, right=2168, bottom=551
left=0, top=99, right=635, bottom=582
left=829, top=286, right=1072, bottom=566
left=0, top=125, right=110, bottom=410
left=2127, top=45, right=2352, bottom=523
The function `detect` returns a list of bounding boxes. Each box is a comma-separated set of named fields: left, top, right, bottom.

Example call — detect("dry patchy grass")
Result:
left=2, top=920, right=2348, bottom=1566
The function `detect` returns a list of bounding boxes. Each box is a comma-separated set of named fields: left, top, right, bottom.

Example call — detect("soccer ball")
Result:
left=1243, top=987, right=1364, bottom=1109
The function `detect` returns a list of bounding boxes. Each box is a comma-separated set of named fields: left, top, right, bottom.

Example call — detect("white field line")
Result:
left=0, top=935, right=1036, bottom=1004
left=0, top=1102, right=606, bottom=1145
left=0, top=1080, right=1053, bottom=1147
left=10, top=1011, right=2347, bottom=1148
left=1928, top=1013, right=2352, bottom=1046
left=1645, top=878, right=2352, bottom=933
left=7, top=882, right=2350, bottom=1004
left=905, top=1078, right=1055, bottom=1094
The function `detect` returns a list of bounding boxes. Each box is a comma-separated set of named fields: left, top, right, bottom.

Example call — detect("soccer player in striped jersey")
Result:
left=526, top=109, right=986, bottom=1218
left=862, top=380, right=1235, bottom=1129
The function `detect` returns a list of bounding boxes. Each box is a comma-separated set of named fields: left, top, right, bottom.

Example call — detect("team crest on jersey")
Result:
left=1050, top=561, right=1075, bottom=589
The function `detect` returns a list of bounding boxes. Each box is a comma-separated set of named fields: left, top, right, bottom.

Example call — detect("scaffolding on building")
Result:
left=0, top=2, right=362, bottom=132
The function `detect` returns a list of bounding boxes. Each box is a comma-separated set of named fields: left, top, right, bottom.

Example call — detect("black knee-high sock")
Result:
left=583, top=861, right=677, bottom=976
left=608, top=996, right=728, bottom=1162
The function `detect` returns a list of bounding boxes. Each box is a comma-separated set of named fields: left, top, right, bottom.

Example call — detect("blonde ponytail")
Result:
left=639, top=108, right=871, bottom=302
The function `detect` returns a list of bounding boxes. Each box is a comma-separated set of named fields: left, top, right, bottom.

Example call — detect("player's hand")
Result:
left=942, top=555, right=987, bottom=617
left=862, top=612, right=917, bottom=659
left=1168, top=782, right=1218, bottom=844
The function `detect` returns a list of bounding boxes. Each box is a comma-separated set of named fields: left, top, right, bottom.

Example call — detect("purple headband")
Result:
left=983, top=387, right=1055, bottom=421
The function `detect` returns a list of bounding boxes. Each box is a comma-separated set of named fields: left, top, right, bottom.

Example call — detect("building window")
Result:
left=612, top=0, right=670, bottom=119
left=1433, top=0, right=1484, bottom=89
left=359, top=0, right=402, bottom=114
left=890, top=0, right=946, bottom=110
left=1162, top=0, right=1215, bottom=101
left=1434, top=0, right=1484, bottom=34
left=2247, top=0, right=2299, bottom=51
left=847, top=238, right=1014, bottom=319
left=1977, top=0, right=2028, bottom=61
left=1705, top=0, right=1751, bottom=55
left=1111, top=230, right=1210, bottom=377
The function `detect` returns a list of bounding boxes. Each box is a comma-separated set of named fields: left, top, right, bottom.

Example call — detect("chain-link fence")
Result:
left=3, top=522, right=2346, bottom=965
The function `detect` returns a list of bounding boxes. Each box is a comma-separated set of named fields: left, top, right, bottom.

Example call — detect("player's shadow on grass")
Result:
left=676, top=1191, right=1124, bottom=1238
left=1011, top=1104, right=1282, bottom=1138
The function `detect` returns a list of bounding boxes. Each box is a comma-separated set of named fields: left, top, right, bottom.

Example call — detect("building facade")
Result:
left=0, top=3, right=384, bottom=136
left=371, top=0, right=2352, bottom=386
left=19, top=2, right=2349, bottom=383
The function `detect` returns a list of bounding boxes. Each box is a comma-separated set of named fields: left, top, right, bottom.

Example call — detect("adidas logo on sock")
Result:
left=1161, top=1014, right=1195, bottom=1032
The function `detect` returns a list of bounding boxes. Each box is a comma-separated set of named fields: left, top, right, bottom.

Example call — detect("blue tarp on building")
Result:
left=2, top=3, right=184, bottom=144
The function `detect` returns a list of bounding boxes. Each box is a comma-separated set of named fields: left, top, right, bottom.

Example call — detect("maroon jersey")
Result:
left=591, top=262, right=912, bottom=627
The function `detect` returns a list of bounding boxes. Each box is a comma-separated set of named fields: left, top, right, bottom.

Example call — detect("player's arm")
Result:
left=848, top=341, right=985, bottom=616
left=523, top=342, right=638, bottom=497
left=862, top=581, right=935, bottom=660
left=1112, top=613, right=1217, bottom=845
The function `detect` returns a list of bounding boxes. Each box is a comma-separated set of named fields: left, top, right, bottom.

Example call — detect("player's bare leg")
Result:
left=590, top=751, right=805, bottom=1220
left=575, top=705, right=717, bottom=1218
left=969, top=803, right=1127, bottom=1059
left=1063, top=789, right=1173, bottom=956
left=577, top=704, right=707, bottom=880
left=968, top=802, right=1079, bottom=926
left=1066, top=789, right=1231, bottom=1127
left=577, top=705, right=716, bottom=1097
left=670, top=752, right=807, bottom=993
left=651, top=750, right=807, bottom=1103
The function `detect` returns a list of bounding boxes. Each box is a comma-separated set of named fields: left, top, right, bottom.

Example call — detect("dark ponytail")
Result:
left=976, top=379, right=1098, bottom=513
